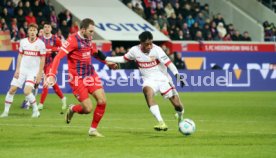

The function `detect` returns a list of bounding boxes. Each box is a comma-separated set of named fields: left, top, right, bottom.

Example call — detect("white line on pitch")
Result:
left=0, top=123, right=276, bottom=135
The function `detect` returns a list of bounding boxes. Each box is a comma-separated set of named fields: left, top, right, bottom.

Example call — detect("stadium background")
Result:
left=0, top=1, right=276, bottom=158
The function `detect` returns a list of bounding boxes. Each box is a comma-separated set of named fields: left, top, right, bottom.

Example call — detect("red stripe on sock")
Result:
left=5, top=101, right=12, bottom=104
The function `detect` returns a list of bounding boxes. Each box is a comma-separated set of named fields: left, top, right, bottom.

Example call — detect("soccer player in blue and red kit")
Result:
left=46, top=18, right=117, bottom=137
left=38, top=22, right=67, bottom=111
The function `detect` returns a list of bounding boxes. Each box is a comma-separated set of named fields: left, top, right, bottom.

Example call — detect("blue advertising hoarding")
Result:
left=0, top=51, right=276, bottom=94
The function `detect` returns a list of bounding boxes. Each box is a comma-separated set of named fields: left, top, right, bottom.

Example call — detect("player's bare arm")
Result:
left=105, top=56, right=128, bottom=63
left=36, top=56, right=45, bottom=84
left=14, top=53, right=23, bottom=79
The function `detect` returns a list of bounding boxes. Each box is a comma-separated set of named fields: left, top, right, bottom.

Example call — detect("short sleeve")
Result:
left=60, top=36, right=76, bottom=54
left=40, top=42, right=47, bottom=56
left=90, top=43, right=98, bottom=55
left=18, top=39, right=23, bottom=54
left=157, top=47, right=171, bottom=67
left=123, top=47, right=136, bottom=61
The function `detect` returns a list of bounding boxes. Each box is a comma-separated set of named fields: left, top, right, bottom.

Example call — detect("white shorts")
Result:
left=10, top=72, right=36, bottom=89
left=142, top=80, right=178, bottom=99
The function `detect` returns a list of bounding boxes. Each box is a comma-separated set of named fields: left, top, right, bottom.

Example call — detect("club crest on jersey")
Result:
left=149, top=56, right=156, bottom=61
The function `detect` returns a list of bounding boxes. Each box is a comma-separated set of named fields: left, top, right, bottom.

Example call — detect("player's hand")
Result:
left=44, top=75, right=56, bottom=87
left=36, top=72, right=43, bottom=84
left=14, top=70, right=20, bottom=79
left=107, top=62, right=118, bottom=70
left=175, top=73, right=185, bottom=88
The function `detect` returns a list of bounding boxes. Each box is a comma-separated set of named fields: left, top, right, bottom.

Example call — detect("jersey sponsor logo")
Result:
left=82, top=52, right=91, bottom=59
left=137, top=60, right=158, bottom=68
left=23, top=50, right=40, bottom=56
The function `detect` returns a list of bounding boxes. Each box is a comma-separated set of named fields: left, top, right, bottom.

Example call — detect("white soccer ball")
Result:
left=179, top=119, right=196, bottom=135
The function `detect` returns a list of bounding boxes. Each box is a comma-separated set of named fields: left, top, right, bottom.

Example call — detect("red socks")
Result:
left=53, top=84, right=64, bottom=99
left=40, top=87, right=48, bottom=104
left=72, top=104, right=84, bottom=114
left=91, top=103, right=106, bottom=128
left=40, top=83, right=63, bottom=104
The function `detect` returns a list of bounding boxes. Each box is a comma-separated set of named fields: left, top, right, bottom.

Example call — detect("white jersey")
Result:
left=19, top=38, right=46, bottom=74
left=124, top=44, right=172, bottom=82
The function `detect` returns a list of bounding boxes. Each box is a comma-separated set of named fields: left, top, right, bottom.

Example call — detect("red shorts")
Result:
left=69, top=73, right=103, bottom=102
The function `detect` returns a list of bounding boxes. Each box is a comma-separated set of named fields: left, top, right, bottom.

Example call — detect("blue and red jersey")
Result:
left=51, top=32, right=98, bottom=78
left=39, top=35, right=62, bottom=68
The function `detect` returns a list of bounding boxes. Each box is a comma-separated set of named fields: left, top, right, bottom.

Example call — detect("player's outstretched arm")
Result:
left=105, top=56, right=127, bottom=63
left=93, top=50, right=118, bottom=69
left=168, top=63, right=185, bottom=87
left=45, top=51, right=67, bottom=86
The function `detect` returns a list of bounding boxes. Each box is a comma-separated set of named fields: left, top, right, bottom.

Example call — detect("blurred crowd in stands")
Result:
left=122, top=0, right=252, bottom=41
left=0, top=0, right=79, bottom=41
left=257, top=0, right=276, bottom=41
left=1, top=0, right=276, bottom=42
left=258, top=0, right=276, bottom=12
left=1, top=0, right=275, bottom=70
left=263, top=20, right=276, bottom=41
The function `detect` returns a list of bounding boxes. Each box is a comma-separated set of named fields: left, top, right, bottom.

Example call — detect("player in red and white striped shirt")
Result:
left=1, top=23, right=46, bottom=118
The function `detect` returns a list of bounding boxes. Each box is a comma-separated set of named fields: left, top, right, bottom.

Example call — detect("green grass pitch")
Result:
left=0, top=92, right=275, bottom=158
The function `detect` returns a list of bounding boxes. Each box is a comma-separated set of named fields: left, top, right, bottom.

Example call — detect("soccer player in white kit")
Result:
left=105, top=31, right=185, bottom=131
left=0, top=23, right=46, bottom=118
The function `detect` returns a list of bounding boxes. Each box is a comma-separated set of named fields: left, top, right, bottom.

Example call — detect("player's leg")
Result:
left=52, top=83, right=67, bottom=111
left=24, top=73, right=40, bottom=117
left=2, top=74, right=26, bottom=117
left=22, top=82, right=39, bottom=109
left=65, top=97, right=93, bottom=123
left=88, top=88, right=106, bottom=137
left=1, top=85, right=18, bottom=117
left=65, top=82, right=93, bottom=123
left=168, top=94, right=184, bottom=122
left=160, top=82, right=184, bottom=122
left=24, top=84, right=40, bottom=118
left=143, top=86, right=168, bottom=131
left=38, top=86, right=49, bottom=110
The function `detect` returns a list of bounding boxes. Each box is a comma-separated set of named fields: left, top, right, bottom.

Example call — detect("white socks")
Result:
left=176, top=109, right=184, bottom=120
left=3, top=92, right=14, bottom=114
left=149, top=105, right=164, bottom=122
left=26, top=93, right=38, bottom=112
